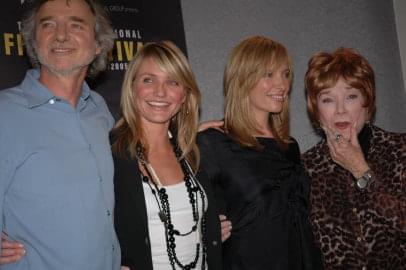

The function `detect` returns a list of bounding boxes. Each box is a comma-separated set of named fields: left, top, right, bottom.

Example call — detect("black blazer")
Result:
left=113, top=151, right=223, bottom=270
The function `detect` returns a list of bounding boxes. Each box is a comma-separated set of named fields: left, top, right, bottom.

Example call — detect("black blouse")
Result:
left=198, top=129, right=323, bottom=270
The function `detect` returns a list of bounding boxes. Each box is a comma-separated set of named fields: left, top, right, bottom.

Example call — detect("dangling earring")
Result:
left=365, top=120, right=372, bottom=129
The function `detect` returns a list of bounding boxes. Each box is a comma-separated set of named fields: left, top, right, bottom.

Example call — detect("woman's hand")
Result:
left=0, top=232, right=25, bottom=265
left=198, top=120, right=224, bottom=132
left=323, top=124, right=369, bottom=178
left=219, top=215, right=232, bottom=242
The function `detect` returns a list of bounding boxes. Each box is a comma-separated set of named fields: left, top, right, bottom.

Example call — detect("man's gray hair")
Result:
left=21, top=0, right=116, bottom=77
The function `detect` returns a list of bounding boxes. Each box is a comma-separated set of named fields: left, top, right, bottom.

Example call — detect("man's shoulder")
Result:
left=88, top=89, right=115, bottom=128
left=0, top=86, right=27, bottom=146
left=0, top=85, right=26, bottom=113
left=88, top=89, right=106, bottom=104
left=88, top=90, right=111, bottom=112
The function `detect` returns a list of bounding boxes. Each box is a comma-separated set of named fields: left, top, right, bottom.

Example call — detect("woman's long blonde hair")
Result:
left=223, top=36, right=292, bottom=149
left=112, top=41, right=201, bottom=171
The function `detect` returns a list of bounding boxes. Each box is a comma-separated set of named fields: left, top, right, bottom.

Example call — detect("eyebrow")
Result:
left=38, top=16, right=88, bottom=24
left=38, top=16, right=53, bottom=24
left=318, top=85, right=355, bottom=95
left=318, top=90, right=330, bottom=96
left=137, top=73, right=157, bottom=77
left=69, top=16, right=87, bottom=24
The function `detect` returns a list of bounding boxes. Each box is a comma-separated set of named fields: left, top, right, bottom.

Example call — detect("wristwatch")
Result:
left=356, top=170, right=374, bottom=190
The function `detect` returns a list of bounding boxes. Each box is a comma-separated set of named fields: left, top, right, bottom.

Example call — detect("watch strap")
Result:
left=356, top=169, right=374, bottom=190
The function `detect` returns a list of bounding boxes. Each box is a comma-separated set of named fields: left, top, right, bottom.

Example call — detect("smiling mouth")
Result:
left=51, top=47, right=74, bottom=53
left=146, top=101, right=171, bottom=108
left=267, top=94, right=285, bottom=101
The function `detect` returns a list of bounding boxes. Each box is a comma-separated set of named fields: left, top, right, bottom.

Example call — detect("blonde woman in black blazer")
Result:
left=111, top=41, right=223, bottom=270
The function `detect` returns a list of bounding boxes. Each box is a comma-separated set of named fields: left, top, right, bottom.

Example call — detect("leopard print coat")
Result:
left=301, top=125, right=405, bottom=270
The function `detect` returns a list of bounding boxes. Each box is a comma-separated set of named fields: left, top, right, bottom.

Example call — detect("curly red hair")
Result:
left=304, top=47, right=376, bottom=127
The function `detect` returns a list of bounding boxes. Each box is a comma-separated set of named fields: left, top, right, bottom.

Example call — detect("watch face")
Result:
left=357, top=177, right=368, bottom=189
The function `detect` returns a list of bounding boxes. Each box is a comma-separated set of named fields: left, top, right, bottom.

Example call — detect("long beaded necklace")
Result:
left=136, top=139, right=207, bottom=270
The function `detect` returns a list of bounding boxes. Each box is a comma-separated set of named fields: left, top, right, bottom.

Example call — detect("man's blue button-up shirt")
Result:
left=0, top=70, right=120, bottom=270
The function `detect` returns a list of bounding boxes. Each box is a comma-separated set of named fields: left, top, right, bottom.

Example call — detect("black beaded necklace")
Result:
left=136, top=140, right=207, bottom=270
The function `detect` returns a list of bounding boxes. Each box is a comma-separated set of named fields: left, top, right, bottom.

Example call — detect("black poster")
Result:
left=0, top=0, right=187, bottom=118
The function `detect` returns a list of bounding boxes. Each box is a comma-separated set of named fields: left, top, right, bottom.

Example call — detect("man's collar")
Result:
left=22, top=69, right=54, bottom=108
left=22, top=69, right=95, bottom=108
left=80, top=81, right=92, bottom=103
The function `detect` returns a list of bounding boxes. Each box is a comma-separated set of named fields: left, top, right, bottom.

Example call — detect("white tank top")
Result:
left=143, top=181, right=208, bottom=269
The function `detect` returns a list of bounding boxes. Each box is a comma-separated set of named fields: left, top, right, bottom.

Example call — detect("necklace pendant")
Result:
left=158, top=211, right=167, bottom=223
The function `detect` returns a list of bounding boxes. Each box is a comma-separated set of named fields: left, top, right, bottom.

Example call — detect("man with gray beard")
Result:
left=0, top=0, right=120, bottom=269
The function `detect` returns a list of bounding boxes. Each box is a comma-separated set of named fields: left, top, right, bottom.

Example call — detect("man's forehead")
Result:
left=35, top=0, right=95, bottom=23
left=36, top=0, right=94, bottom=16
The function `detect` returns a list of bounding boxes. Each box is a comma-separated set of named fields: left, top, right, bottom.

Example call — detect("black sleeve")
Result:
left=113, top=153, right=153, bottom=270
left=197, top=129, right=227, bottom=214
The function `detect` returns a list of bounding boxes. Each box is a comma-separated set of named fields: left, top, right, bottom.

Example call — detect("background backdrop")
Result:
left=181, top=0, right=406, bottom=151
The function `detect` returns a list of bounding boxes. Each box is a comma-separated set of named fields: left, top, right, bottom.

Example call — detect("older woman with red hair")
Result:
left=302, top=48, right=406, bottom=269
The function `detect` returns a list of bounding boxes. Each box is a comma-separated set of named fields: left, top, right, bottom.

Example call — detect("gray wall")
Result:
left=394, top=0, right=406, bottom=93
left=181, top=0, right=406, bottom=151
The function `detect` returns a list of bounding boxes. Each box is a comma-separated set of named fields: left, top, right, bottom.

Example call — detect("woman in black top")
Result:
left=198, top=36, right=322, bottom=270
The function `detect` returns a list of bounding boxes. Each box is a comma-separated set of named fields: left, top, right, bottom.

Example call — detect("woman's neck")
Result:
left=252, top=118, right=274, bottom=138
left=143, top=125, right=172, bottom=155
left=141, top=123, right=184, bottom=186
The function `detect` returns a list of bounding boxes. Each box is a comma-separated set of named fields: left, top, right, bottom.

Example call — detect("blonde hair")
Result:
left=112, top=41, right=201, bottom=170
left=223, top=36, right=292, bottom=149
